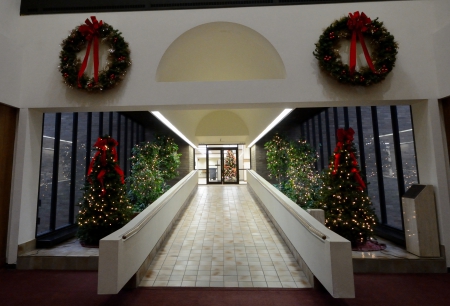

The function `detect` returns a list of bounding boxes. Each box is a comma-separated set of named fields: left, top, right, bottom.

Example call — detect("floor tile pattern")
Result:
left=140, top=185, right=311, bottom=288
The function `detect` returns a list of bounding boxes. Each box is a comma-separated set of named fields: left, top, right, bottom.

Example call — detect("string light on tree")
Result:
left=315, top=128, right=377, bottom=246
left=76, top=135, right=133, bottom=246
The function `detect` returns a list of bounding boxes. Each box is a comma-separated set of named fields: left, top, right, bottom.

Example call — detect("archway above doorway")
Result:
left=156, top=22, right=286, bottom=82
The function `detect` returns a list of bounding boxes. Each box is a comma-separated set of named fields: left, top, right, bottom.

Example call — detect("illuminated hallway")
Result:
left=139, top=185, right=310, bottom=288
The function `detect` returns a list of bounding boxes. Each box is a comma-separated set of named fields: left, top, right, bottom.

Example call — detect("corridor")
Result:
left=139, top=185, right=310, bottom=288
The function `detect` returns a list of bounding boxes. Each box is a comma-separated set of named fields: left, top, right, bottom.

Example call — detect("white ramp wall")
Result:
left=247, top=170, right=354, bottom=298
left=98, top=170, right=198, bottom=294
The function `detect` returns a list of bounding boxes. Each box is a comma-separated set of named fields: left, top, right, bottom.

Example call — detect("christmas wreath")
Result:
left=59, top=16, right=131, bottom=92
left=313, top=11, right=398, bottom=86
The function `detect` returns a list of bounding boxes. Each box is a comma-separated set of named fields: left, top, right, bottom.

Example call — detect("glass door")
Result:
left=206, top=147, right=239, bottom=184
left=207, top=149, right=221, bottom=184
left=223, top=149, right=238, bottom=183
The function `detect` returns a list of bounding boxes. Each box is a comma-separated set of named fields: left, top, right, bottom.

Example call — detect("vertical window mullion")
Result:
left=99, top=112, right=104, bottom=136
left=306, top=121, right=310, bottom=143
left=109, top=112, right=113, bottom=136
left=50, top=113, right=62, bottom=231
left=390, top=105, right=406, bottom=229
left=325, top=109, right=331, bottom=158
left=116, top=113, right=121, bottom=162
left=333, top=107, right=339, bottom=137
left=371, top=106, right=387, bottom=224
left=85, top=113, right=92, bottom=175
left=356, top=107, right=367, bottom=180
left=69, top=113, right=78, bottom=224
left=124, top=117, right=128, bottom=175
left=311, top=117, right=318, bottom=170
left=318, top=113, right=324, bottom=169
left=344, top=107, right=349, bottom=129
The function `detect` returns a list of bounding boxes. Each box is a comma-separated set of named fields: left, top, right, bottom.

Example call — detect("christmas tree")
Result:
left=128, top=135, right=181, bottom=212
left=264, top=134, right=290, bottom=185
left=223, top=150, right=237, bottom=182
left=77, top=136, right=133, bottom=246
left=316, top=128, right=377, bottom=245
left=286, top=139, right=322, bottom=209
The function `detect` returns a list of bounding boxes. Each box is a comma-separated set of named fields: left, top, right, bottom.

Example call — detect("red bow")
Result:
left=347, top=11, right=376, bottom=75
left=87, top=137, right=124, bottom=196
left=330, top=128, right=367, bottom=191
left=78, top=16, right=103, bottom=88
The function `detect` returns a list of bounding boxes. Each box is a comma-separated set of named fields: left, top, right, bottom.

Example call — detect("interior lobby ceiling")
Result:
left=124, top=107, right=326, bottom=146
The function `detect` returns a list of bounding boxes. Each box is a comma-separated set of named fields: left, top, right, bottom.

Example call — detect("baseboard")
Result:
left=17, top=239, right=36, bottom=256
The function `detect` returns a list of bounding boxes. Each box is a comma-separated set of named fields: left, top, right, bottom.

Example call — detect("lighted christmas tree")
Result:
left=315, top=128, right=377, bottom=245
left=286, top=139, right=322, bottom=209
left=264, top=134, right=290, bottom=185
left=128, top=135, right=181, bottom=212
left=223, top=150, right=237, bottom=182
left=77, top=136, right=133, bottom=246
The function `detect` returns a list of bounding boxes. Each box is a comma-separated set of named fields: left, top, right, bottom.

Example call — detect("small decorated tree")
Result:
left=315, top=128, right=377, bottom=245
left=77, top=136, right=133, bottom=246
left=128, top=135, right=181, bottom=212
left=128, top=142, right=164, bottom=212
left=286, top=139, right=322, bottom=209
left=154, top=135, right=181, bottom=182
left=223, top=150, right=237, bottom=182
left=264, top=134, right=290, bottom=185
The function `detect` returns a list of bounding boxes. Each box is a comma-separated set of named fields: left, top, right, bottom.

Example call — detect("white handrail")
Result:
left=247, top=170, right=354, bottom=298
left=98, top=170, right=198, bottom=294
left=249, top=171, right=326, bottom=241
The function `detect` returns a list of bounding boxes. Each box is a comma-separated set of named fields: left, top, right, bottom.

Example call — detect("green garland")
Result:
left=59, top=22, right=131, bottom=92
left=313, top=16, right=398, bottom=86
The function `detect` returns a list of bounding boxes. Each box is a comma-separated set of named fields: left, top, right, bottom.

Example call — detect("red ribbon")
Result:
left=78, top=16, right=103, bottom=88
left=330, top=127, right=367, bottom=191
left=352, top=168, right=366, bottom=190
left=347, top=11, right=376, bottom=75
left=87, top=137, right=124, bottom=196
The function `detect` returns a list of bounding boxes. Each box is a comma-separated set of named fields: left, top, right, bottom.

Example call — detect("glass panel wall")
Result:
left=298, top=105, right=418, bottom=242
left=37, top=111, right=148, bottom=238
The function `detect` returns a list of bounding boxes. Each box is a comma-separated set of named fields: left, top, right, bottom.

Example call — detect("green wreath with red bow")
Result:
left=313, top=11, right=398, bottom=86
left=59, top=16, right=131, bottom=92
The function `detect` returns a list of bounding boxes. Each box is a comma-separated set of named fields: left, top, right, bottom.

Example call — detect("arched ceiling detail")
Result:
left=195, top=110, right=249, bottom=143
left=156, top=22, right=286, bottom=82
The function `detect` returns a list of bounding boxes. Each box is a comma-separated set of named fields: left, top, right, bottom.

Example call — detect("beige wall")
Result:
left=0, top=1, right=441, bottom=111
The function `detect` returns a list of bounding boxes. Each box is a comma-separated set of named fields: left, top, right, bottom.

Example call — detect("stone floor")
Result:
left=139, top=184, right=310, bottom=288
left=19, top=185, right=433, bottom=274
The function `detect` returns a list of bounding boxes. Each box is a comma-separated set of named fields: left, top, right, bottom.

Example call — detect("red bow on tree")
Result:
left=78, top=16, right=103, bottom=88
left=347, top=11, right=376, bottom=75
left=87, top=137, right=124, bottom=196
left=331, top=128, right=366, bottom=190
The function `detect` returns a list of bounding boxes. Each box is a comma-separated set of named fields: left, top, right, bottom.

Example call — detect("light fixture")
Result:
left=247, top=109, right=293, bottom=148
left=151, top=111, right=198, bottom=149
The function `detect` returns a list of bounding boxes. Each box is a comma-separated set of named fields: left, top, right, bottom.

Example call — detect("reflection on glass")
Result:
left=56, top=113, right=73, bottom=229
left=37, top=113, right=56, bottom=235
left=377, top=106, right=402, bottom=229
left=397, top=105, right=418, bottom=191
left=208, top=149, right=221, bottom=183
left=75, top=113, right=88, bottom=221
left=361, top=107, right=382, bottom=221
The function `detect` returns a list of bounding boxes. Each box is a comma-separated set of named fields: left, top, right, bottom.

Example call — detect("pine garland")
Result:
left=59, top=19, right=131, bottom=92
left=313, top=14, right=398, bottom=86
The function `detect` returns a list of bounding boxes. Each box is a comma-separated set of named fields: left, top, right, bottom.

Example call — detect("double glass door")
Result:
left=207, top=148, right=239, bottom=184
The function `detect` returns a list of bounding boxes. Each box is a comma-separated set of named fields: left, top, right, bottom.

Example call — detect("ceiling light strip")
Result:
left=247, top=109, right=293, bottom=148
left=151, top=111, right=198, bottom=149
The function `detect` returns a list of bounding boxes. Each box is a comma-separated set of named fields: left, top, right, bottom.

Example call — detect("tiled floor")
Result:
left=139, top=184, right=311, bottom=288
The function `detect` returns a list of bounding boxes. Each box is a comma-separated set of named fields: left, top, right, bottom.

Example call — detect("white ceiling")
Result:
left=157, top=108, right=286, bottom=146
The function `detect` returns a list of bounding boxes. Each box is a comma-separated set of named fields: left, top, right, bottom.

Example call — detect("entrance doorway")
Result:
left=207, top=147, right=239, bottom=184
